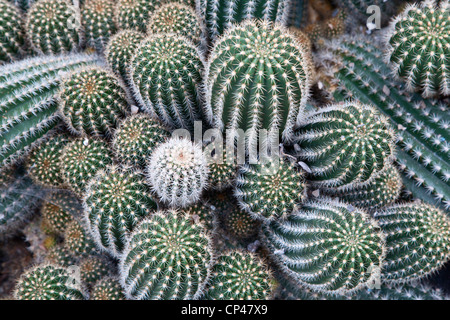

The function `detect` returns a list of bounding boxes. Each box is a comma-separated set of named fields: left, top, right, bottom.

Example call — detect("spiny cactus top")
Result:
left=375, top=202, right=450, bottom=283
left=105, top=29, right=145, bottom=81
left=262, top=198, right=385, bottom=294
left=81, top=0, right=117, bottom=50
left=235, top=158, right=307, bottom=222
left=206, top=250, right=274, bottom=300
left=60, top=137, right=114, bottom=197
left=41, top=190, right=81, bottom=235
left=385, top=0, right=450, bottom=97
left=0, top=0, right=26, bottom=62
left=205, top=20, right=313, bottom=148
left=222, top=206, right=258, bottom=239
left=91, top=277, right=125, bottom=300
left=207, top=147, right=237, bottom=191
left=64, top=219, right=97, bottom=257
left=295, top=101, right=396, bottom=189
left=58, top=66, right=129, bottom=137
left=147, top=137, right=209, bottom=208
left=147, top=3, right=202, bottom=44
left=25, top=0, right=83, bottom=55
left=84, top=165, right=158, bottom=257
left=129, top=33, right=205, bottom=131
left=112, top=114, right=171, bottom=169
left=119, top=210, right=213, bottom=300
left=183, top=202, right=215, bottom=232
left=198, top=0, right=291, bottom=42
left=114, top=0, right=162, bottom=33
left=78, top=255, right=110, bottom=286
left=14, top=264, right=85, bottom=300
left=26, top=135, right=69, bottom=188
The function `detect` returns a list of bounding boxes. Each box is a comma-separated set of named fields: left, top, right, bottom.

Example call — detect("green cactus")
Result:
left=41, top=190, right=81, bottom=235
left=58, top=66, right=129, bottom=138
left=0, top=0, right=26, bottom=62
left=333, top=0, right=395, bottom=24
left=45, top=244, right=78, bottom=267
left=205, top=250, right=275, bottom=300
left=147, top=137, right=209, bottom=208
left=64, top=219, right=97, bottom=257
left=129, top=33, right=205, bottom=131
left=0, top=53, right=99, bottom=170
left=183, top=202, right=215, bottom=232
left=235, top=157, right=307, bottom=222
left=112, top=114, right=171, bottom=169
left=25, top=0, right=83, bottom=55
left=385, top=0, right=450, bottom=97
left=81, top=0, right=117, bottom=50
left=294, top=101, right=396, bottom=189
left=208, top=147, right=237, bottom=191
left=318, top=35, right=450, bottom=211
left=26, top=135, right=69, bottom=188
left=354, top=282, right=449, bottom=300
left=114, top=0, right=162, bottom=33
left=324, top=164, right=403, bottom=212
left=91, top=277, right=125, bottom=300
left=60, top=137, right=114, bottom=198
left=205, top=20, right=313, bottom=148
left=262, top=198, right=385, bottom=294
left=119, top=209, right=213, bottom=300
left=147, top=3, right=202, bottom=44
left=84, top=165, right=158, bottom=257
left=14, top=264, right=85, bottom=300
left=374, top=202, right=450, bottom=283
left=287, top=0, right=308, bottom=28
left=104, top=29, right=145, bottom=82
left=79, top=255, right=110, bottom=286
left=198, top=0, right=291, bottom=42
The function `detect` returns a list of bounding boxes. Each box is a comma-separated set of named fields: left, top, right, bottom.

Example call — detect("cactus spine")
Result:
left=81, top=0, right=117, bottom=50
left=91, top=277, right=125, bottom=300
left=0, top=0, right=26, bottom=62
left=115, top=0, right=162, bottom=33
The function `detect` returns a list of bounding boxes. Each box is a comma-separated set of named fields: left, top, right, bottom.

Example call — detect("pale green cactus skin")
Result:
left=0, top=0, right=26, bottom=62
left=81, top=0, right=117, bottom=50
left=183, top=202, right=215, bottom=232
left=295, top=101, right=396, bottom=189
left=115, top=0, right=162, bottom=33
left=262, top=198, right=385, bottom=295
left=25, top=0, right=83, bottom=55
left=0, top=53, right=99, bottom=170
left=91, top=277, right=125, bottom=300
left=205, top=20, right=313, bottom=149
left=84, top=165, right=157, bottom=257
left=14, top=264, right=85, bottom=300
left=119, top=210, right=213, bottom=300
left=385, top=1, right=450, bottom=97
left=205, top=250, right=275, bottom=300
left=375, top=203, right=450, bottom=283
left=318, top=35, right=450, bottom=211
left=129, top=33, right=205, bottom=131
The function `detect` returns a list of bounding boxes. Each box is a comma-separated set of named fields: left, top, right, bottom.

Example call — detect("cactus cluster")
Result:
left=0, top=0, right=26, bottom=62
left=81, top=0, right=117, bottom=50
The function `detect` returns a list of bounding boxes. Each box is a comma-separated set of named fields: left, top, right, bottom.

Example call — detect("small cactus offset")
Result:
left=60, top=137, right=113, bottom=197
left=58, top=66, right=129, bottom=137
left=262, top=198, right=385, bottom=294
left=25, top=0, right=83, bottom=55
left=208, top=147, right=237, bottom=191
left=183, top=202, right=215, bottom=232
left=41, top=191, right=81, bottom=235
left=104, top=29, right=145, bottom=82
left=205, top=250, right=275, bottom=300
left=14, top=264, right=85, bottom=300
left=385, top=0, right=450, bottom=97
left=0, top=0, right=26, bottom=62
left=374, top=202, right=450, bottom=283
left=114, top=0, right=162, bottom=33
left=26, top=135, right=69, bottom=188
left=64, top=219, right=97, bottom=257
left=222, top=206, right=258, bottom=240
left=147, top=137, right=209, bottom=208
left=112, top=114, right=171, bottom=169
left=78, top=255, right=110, bottom=286
left=0, top=53, right=99, bottom=170
left=294, top=101, right=397, bottom=189
left=84, top=165, right=158, bottom=257
left=45, top=244, right=77, bottom=267
left=197, top=0, right=292, bottom=42
left=324, top=164, right=403, bottom=211
left=81, top=0, right=117, bottom=50
left=235, top=157, right=307, bottom=222
left=205, top=20, right=313, bottom=148
left=147, top=2, right=203, bottom=44
left=119, top=210, right=213, bottom=300
left=91, top=277, right=125, bottom=300
left=129, top=33, right=205, bottom=131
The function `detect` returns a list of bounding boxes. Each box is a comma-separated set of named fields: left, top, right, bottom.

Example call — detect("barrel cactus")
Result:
left=64, top=219, right=97, bottom=257
left=385, top=0, right=450, bottom=97
left=41, top=191, right=81, bottom=235
left=91, top=277, right=125, bottom=300
left=81, top=0, right=117, bottom=50
left=208, top=147, right=237, bottom=191
left=114, top=0, right=161, bottom=33
left=0, top=0, right=26, bottom=62
left=119, top=210, right=213, bottom=300
left=78, top=255, right=110, bottom=286
left=84, top=165, right=158, bottom=257
left=44, top=244, right=77, bottom=267
left=375, top=202, right=450, bottom=283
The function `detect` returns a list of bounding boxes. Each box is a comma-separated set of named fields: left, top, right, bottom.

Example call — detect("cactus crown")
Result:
left=0, top=0, right=26, bottom=62
left=81, top=0, right=117, bottom=50
left=91, top=277, right=125, bottom=300
left=64, top=219, right=97, bottom=257
left=115, top=0, right=162, bottom=33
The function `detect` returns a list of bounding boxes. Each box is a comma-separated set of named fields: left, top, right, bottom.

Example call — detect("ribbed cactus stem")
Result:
left=0, top=0, right=26, bottom=62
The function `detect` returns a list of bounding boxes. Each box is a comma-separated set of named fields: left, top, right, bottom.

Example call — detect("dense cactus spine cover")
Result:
left=115, top=0, right=162, bottom=33
left=263, top=198, right=385, bottom=294
left=81, top=0, right=117, bottom=50
left=64, top=219, right=97, bottom=256
left=25, top=0, right=83, bottom=55
left=205, top=20, right=313, bottom=148
left=0, top=53, right=99, bottom=170
left=91, top=277, right=125, bottom=300
left=129, top=33, right=205, bottom=131
left=385, top=0, right=450, bottom=97
left=78, top=255, right=110, bottom=286
left=375, top=203, right=450, bottom=283
left=41, top=191, right=79, bottom=235
left=84, top=165, right=158, bottom=257
left=0, top=0, right=26, bottom=63
left=208, top=147, right=237, bottom=191
left=119, top=210, right=213, bottom=300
